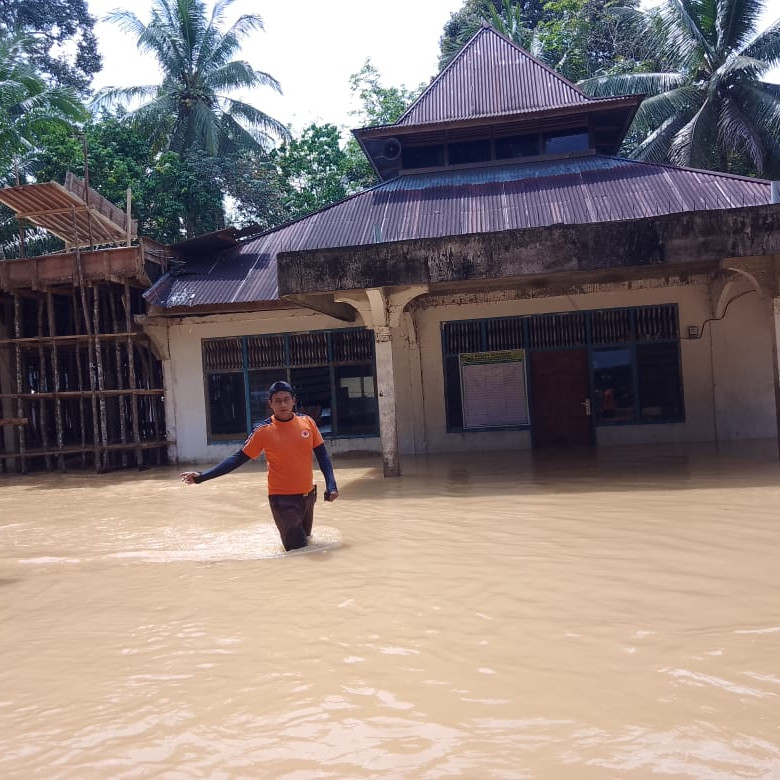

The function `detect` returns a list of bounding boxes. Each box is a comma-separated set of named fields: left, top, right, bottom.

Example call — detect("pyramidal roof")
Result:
left=396, top=24, right=617, bottom=126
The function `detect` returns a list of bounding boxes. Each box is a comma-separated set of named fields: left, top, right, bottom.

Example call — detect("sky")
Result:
left=87, top=0, right=780, bottom=136
left=87, top=0, right=463, bottom=133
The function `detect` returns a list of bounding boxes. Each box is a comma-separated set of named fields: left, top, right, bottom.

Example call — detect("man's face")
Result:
left=269, top=391, right=295, bottom=421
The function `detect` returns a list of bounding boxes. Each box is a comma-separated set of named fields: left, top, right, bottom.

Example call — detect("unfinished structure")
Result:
left=0, top=174, right=170, bottom=473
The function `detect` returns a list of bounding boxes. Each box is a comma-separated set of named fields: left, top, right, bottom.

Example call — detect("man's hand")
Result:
left=180, top=471, right=200, bottom=485
left=325, top=489, right=339, bottom=502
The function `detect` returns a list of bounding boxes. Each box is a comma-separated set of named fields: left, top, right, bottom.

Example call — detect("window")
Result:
left=495, top=134, right=540, bottom=160
left=592, top=348, right=635, bottom=423
left=543, top=130, right=589, bottom=154
left=203, top=329, right=378, bottom=441
left=448, top=139, right=491, bottom=165
left=402, top=144, right=445, bottom=169
left=442, top=306, right=684, bottom=432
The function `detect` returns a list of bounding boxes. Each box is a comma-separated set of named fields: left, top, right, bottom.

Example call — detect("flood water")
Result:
left=2, top=442, right=780, bottom=779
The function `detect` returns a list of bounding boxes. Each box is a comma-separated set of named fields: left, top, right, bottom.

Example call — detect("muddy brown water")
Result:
left=1, top=442, right=780, bottom=779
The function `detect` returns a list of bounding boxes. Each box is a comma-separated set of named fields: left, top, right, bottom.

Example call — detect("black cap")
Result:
left=268, top=380, right=295, bottom=399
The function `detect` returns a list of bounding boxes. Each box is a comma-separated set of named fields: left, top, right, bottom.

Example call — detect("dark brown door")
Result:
left=530, top=349, right=593, bottom=448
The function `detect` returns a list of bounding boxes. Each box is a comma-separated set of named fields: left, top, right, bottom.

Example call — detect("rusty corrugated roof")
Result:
left=397, top=25, right=622, bottom=126
left=144, top=155, right=771, bottom=310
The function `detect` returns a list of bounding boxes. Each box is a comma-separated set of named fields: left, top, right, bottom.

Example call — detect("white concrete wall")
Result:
left=154, top=274, right=777, bottom=463
left=410, top=278, right=728, bottom=454
left=709, top=279, right=776, bottom=440
left=160, top=307, right=381, bottom=464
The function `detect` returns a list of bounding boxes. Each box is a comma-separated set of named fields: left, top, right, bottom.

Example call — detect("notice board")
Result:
left=460, top=350, right=529, bottom=429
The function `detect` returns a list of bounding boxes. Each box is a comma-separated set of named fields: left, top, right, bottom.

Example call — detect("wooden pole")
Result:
left=108, top=287, right=128, bottom=467
left=36, top=297, right=52, bottom=471
left=72, top=208, right=100, bottom=471
left=13, top=294, right=26, bottom=474
left=46, top=289, right=65, bottom=471
left=123, top=281, right=143, bottom=467
left=126, top=188, right=132, bottom=247
left=72, top=289, right=87, bottom=468
left=92, top=284, right=109, bottom=471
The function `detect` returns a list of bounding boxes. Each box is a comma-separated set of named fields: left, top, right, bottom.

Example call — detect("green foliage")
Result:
left=31, top=116, right=229, bottom=244
left=270, top=124, right=352, bottom=222
left=438, top=0, right=643, bottom=81
left=92, top=0, right=289, bottom=156
left=579, top=0, right=780, bottom=175
left=349, top=59, right=425, bottom=126
left=0, top=0, right=101, bottom=93
left=0, top=33, right=86, bottom=182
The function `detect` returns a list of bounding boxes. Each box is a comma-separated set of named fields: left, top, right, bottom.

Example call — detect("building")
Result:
left=142, top=25, right=780, bottom=476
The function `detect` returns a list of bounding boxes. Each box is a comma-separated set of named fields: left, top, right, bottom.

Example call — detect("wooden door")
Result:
left=530, top=349, right=593, bottom=449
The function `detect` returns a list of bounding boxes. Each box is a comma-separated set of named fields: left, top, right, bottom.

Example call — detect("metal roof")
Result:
left=397, top=25, right=622, bottom=126
left=144, top=155, right=771, bottom=310
left=0, top=172, right=137, bottom=248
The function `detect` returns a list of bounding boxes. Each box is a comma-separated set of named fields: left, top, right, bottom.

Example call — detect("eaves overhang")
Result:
left=277, top=204, right=780, bottom=297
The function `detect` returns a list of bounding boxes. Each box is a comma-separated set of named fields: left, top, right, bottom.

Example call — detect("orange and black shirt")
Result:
left=242, top=414, right=324, bottom=495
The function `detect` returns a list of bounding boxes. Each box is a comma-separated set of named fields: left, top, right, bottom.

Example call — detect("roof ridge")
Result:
left=395, top=24, right=592, bottom=127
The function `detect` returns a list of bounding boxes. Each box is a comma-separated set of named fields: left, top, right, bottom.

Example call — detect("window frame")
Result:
left=442, top=305, right=685, bottom=433
left=202, top=328, right=379, bottom=444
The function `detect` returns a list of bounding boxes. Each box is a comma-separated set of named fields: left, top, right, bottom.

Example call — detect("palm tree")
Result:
left=579, top=0, right=780, bottom=175
left=92, top=0, right=290, bottom=156
left=0, top=33, right=86, bottom=182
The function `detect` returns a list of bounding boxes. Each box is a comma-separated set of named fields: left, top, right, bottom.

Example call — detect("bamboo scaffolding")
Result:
left=108, top=290, right=128, bottom=467
left=46, top=289, right=65, bottom=471
left=0, top=188, right=168, bottom=474
left=124, top=280, right=143, bottom=466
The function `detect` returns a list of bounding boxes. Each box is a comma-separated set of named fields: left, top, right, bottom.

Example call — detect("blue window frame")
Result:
left=203, top=328, right=379, bottom=442
left=442, top=305, right=684, bottom=432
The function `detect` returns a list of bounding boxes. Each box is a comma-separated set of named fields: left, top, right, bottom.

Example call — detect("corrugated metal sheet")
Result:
left=0, top=176, right=136, bottom=248
left=398, top=26, right=596, bottom=126
left=145, top=155, right=771, bottom=309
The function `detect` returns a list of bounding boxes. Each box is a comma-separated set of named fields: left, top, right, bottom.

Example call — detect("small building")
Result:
left=142, top=26, right=780, bottom=475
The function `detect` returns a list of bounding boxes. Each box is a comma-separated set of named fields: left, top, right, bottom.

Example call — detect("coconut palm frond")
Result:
left=658, top=0, right=715, bottom=70
left=629, top=111, right=693, bottom=162
left=716, top=0, right=765, bottom=54
left=579, top=71, right=687, bottom=98
left=632, top=84, right=703, bottom=129
left=718, top=94, right=765, bottom=170
left=740, top=17, right=780, bottom=65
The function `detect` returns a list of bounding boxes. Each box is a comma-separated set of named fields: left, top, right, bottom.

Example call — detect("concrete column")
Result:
left=138, top=316, right=178, bottom=463
left=771, top=298, right=780, bottom=460
left=374, top=325, right=400, bottom=477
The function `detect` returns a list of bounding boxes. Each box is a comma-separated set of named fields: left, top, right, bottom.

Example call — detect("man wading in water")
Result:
left=180, top=381, right=339, bottom=551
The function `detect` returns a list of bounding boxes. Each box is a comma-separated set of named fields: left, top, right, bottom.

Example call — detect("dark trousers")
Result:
left=268, top=486, right=317, bottom=551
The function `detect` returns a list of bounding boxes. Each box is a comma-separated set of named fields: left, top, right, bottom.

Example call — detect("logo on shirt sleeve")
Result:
left=301, top=430, right=310, bottom=438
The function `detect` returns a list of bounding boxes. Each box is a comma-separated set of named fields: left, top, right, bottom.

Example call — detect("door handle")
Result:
left=582, top=398, right=591, bottom=416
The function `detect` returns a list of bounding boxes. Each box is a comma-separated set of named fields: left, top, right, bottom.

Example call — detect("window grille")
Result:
left=485, top=317, right=524, bottom=351
left=636, top=305, right=678, bottom=341
left=591, top=309, right=632, bottom=344
left=331, top=329, right=374, bottom=362
left=247, top=335, right=285, bottom=368
left=203, top=337, right=243, bottom=371
left=528, top=312, right=587, bottom=349
left=443, top=320, right=481, bottom=354
left=289, top=332, right=328, bottom=365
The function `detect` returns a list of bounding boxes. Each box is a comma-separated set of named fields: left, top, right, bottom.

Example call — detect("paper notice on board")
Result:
left=460, top=350, right=529, bottom=428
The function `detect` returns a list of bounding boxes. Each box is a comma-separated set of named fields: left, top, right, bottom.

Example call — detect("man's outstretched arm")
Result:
left=313, top=443, right=338, bottom=500
left=180, top=450, right=251, bottom=484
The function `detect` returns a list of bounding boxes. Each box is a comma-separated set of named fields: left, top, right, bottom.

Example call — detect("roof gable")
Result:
left=397, top=24, right=593, bottom=126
